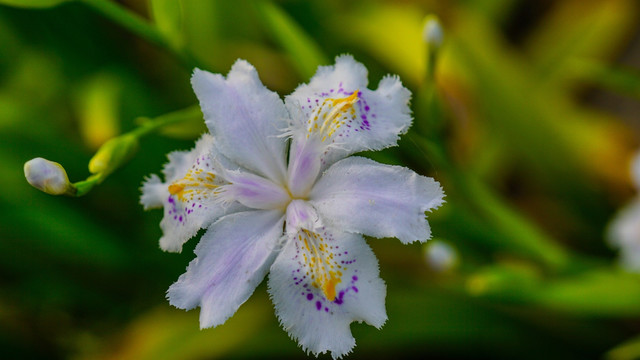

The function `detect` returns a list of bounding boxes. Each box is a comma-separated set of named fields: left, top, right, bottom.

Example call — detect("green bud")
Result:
left=88, top=134, right=139, bottom=175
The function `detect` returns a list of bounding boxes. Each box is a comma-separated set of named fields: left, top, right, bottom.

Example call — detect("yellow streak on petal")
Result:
left=168, top=183, right=185, bottom=195
left=300, top=230, right=342, bottom=301
left=168, top=169, right=218, bottom=201
left=307, top=90, right=360, bottom=142
left=322, top=274, right=341, bottom=301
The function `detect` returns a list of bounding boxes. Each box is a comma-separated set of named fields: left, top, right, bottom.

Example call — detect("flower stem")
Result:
left=130, top=105, right=202, bottom=138
left=68, top=105, right=202, bottom=197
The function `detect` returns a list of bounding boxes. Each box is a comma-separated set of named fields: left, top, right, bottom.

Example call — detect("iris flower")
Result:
left=141, top=55, right=445, bottom=358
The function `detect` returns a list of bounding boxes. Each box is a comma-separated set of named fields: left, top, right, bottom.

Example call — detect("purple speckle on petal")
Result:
left=352, top=286, right=359, bottom=293
left=352, top=276, right=358, bottom=281
left=316, top=301, right=322, bottom=310
left=178, top=216, right=183, bottom=222
left=307, top=293, right=314, bottom=301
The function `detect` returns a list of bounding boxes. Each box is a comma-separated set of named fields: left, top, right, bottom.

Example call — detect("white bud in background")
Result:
left=632, top=151, right=640, bottom=189
left=423, top=16, right=444, bottom=50
left=425, top=240, right=458, bottom=272
left=24, top=157, right=71, bottom=195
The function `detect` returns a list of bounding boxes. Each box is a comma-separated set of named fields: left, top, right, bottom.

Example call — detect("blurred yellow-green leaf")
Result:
left=0, top=0, right=70, bottom=8
left=149, top=0, right=184, bottom=50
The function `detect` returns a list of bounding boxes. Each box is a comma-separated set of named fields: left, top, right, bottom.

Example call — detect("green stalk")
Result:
left=69, top=105, right=201, bottom=196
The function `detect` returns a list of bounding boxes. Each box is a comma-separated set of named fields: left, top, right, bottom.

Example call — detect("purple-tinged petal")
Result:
left=285, top=55, right=412, bottom=168
left=268, top=227, right=386, bottom=359
left=310, top=156, right=444, bottom=244
left=168, top=210, right=285, bottom=329
left=140, top=134, right=245, bottom=253
left=192, top=61, right=289, bottom=184
left=219, top=169, right=290, bottom=210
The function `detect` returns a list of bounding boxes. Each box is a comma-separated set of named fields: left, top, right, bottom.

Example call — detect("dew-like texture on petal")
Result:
left=141, top=135, right=243, bottom=253
left=310, top=156, right=445, bottom=244
left=168, top=210, right=285, bottom=329
left=284, top=55, right=412, bottom=168
left=608, top=198, right=640, bottom=272
left=192, top=61, right=289, bottom=184
left=268, top=228, right=386, bottom=359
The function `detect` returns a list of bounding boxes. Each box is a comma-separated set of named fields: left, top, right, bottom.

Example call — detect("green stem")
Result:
left=130, top=105, right=202, bottom=138
left=80, top=0, right=200, bottom=69
left=72, top=173, right=105, bottom=197
left=69, top=105, right=201, bottom=197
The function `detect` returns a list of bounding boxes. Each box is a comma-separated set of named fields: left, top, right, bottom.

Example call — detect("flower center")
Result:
left=286, top=90, right=361, bottom=199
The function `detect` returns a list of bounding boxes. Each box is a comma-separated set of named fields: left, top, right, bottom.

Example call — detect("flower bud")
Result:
left=423, top=15, right=443, bottom=50
left=24, top=157, right=72, bottom=195
left=632, top=152, right=640, bottom=189
left=425, top=240, right=458, bottom=272
left=88, top=134, right=139, bottom=175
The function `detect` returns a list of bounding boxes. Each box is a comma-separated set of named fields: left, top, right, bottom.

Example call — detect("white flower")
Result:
left=141, top=55, right=445, bottom=358
left=608, top=153, right=640, bottom=272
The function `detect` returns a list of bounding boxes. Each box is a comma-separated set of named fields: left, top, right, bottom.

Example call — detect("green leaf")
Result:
left=254, top=0, right=328, bottom=79
left=0, top=0, right=71, bottom=8
left=525, top=0, right=637, bottom=87
left=149, top=0, right=184, bottom=49
left=471, top=266, right=640, bottom=317
left=607, top=334, right=640, bottom=360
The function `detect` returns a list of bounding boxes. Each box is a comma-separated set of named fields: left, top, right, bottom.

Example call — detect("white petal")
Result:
left=286, top=137, right=323, bottom=198
left=608, top=198, right=640, bottom=272
left=285, top=55, right=412, bottom=167
left=192, top=60, right=289, bottom=184
left=218, top=169, right=290, bottom=210
left=268, top=227, right=386, bottom=359
left=140, top=174, right=165, bottom=209
left=310, top=156, right=444, bottom=244
left=168, top=210, right=285, bottom=329
left=141, top=134, right=245, bottom=253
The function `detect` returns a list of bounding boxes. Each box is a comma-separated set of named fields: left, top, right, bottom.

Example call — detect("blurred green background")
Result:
left=3, top=0, right=640, bottom=359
